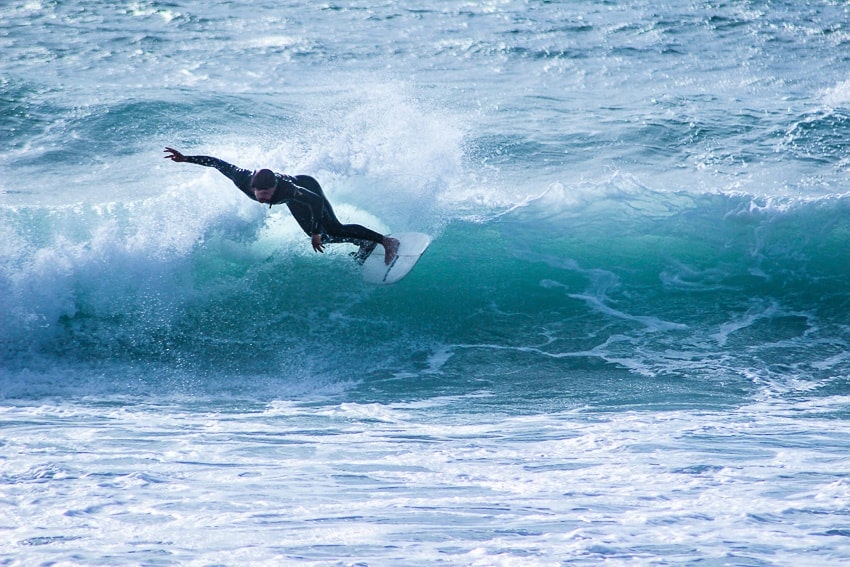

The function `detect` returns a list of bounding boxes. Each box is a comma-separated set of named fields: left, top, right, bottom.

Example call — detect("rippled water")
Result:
left=3, top=1, right=850, bottom=564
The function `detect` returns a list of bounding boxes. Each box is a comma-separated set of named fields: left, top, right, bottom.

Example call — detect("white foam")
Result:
left=821, top=78, right=850, bottom=108
left=0, top=179, right=268, bottom=344
left=4, top=399, right=850, bottom=564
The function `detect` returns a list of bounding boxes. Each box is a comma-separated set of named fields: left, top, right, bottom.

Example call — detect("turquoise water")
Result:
left=3, top=1, right=850, bottom=564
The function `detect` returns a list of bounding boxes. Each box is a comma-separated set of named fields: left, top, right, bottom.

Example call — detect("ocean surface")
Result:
left=3, top=1, right=850, bottom=565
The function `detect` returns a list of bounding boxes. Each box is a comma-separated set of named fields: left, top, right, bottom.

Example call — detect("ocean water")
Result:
left=3, top=0, right=850, bottom=564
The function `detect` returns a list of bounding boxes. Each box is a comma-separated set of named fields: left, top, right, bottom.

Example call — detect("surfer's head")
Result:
left=251, top=169, right=277, bottom=203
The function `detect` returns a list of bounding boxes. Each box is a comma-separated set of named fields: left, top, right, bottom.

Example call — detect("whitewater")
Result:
left=3, top=1, right=850, bottom=565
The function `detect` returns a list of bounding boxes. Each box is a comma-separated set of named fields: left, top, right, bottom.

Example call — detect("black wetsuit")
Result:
left=185, top=155, right=384, bottom=253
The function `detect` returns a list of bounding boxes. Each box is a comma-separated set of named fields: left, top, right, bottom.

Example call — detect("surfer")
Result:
left=163, top=147, right=399, bottom=265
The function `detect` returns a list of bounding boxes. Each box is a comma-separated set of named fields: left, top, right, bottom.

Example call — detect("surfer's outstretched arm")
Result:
left=163, top=147, right=253, bottom=195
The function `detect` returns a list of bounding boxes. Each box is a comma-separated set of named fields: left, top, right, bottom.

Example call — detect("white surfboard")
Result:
left=361, top=232, right=431, bottom=285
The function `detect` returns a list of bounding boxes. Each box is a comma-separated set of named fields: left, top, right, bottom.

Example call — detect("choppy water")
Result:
left=3, top=1, right=850, bottom=565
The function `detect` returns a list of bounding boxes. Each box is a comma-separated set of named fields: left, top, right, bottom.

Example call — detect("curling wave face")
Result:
left=3, top=180, right=849, bottom=408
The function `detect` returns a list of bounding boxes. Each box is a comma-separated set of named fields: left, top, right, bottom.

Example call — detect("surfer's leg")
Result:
left=318, top=201, right=397, bottom=263
left=323, top=220, right=398, bottom=265
left=322, top=221, right=384, bottom=244
left=294, top=175, right=398, bottom=264
left=351, top=240, right=378, bottom=265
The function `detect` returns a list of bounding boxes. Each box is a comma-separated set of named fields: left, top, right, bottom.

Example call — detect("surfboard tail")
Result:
left=361, top=232, right=431, bottom=285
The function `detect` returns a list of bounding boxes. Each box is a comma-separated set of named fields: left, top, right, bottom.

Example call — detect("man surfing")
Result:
left=163, top=147, right=399, bottom=265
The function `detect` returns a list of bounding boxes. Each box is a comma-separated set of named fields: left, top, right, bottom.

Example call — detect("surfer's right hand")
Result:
left=163, top=147, right=187, bottom=162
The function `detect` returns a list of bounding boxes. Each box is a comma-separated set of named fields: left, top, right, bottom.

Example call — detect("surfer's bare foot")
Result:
left=383, top=237, right=399, bottom=265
